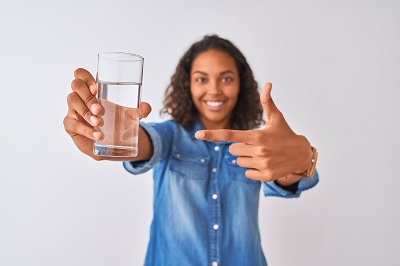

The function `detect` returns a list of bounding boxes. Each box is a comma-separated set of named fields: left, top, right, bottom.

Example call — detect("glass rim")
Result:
left=98, top=52, right=144, bottom=62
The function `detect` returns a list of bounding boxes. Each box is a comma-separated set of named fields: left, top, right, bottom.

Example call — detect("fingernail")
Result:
left=91, top=103, right=100, bottom=113
left=90, top=115, right=98, bottom=125
left=93, top=132, right=101, bottom=139
left=195, top=131, right=205, bottom=139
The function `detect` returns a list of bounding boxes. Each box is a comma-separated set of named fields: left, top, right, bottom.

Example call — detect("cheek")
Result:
left=190, top=88, right=202, bottom=108
left=226, top=86, right=240, bottom=103
left=189, top=88, right=198, bottom=101
left=231, top=95, right=239, bottom=108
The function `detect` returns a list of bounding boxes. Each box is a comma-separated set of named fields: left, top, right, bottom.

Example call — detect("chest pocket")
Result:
left=169, top=149, right=210, bottom=180
left=225, top=154, right=260, bottom=185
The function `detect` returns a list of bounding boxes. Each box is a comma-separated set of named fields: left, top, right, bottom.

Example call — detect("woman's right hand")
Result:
left=63, top=68, right=152, bottom=160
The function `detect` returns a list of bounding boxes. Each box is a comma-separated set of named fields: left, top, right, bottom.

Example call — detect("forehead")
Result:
left=191, top=49, right=238, bottom=73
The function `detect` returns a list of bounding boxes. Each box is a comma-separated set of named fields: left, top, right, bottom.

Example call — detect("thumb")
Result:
left=139, top=102, right=152, bottom=119
left=260, top=82, right=281, bottom=124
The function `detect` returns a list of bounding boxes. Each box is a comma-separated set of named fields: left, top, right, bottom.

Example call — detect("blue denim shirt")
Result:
left=123, top=120, right=319, bottom=266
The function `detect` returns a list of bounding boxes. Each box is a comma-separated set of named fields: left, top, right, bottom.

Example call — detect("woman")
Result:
left=64, top=35, right=319, bottom=266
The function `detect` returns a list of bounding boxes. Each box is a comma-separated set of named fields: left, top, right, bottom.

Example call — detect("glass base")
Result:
left=94, top=143, right=138, bottom=157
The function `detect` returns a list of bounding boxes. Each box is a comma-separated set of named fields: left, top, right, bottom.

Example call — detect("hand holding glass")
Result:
left=93, top=52, right=144, bottom=157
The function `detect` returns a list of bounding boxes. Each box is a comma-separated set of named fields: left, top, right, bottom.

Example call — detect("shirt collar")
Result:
left=189, top=119, right=204, bottom=140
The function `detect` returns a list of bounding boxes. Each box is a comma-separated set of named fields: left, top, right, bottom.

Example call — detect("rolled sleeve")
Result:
left=262, top=170, right=319, bottom=198
left=123, top=122, right=163, bottom=175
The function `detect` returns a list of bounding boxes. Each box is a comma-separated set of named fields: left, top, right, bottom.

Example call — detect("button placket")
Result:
left=208, top=142, right=222, bottom=264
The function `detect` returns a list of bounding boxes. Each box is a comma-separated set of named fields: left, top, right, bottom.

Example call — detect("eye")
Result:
left=222, top=77, right=233, bottom=82
left=195, top=77, right=206, bottom=83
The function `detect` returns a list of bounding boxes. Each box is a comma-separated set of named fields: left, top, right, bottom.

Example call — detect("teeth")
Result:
left=206, top=101, right=223, bottom=107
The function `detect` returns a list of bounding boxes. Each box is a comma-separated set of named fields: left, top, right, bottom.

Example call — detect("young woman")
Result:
left=64, top=35, right=319, bottom=266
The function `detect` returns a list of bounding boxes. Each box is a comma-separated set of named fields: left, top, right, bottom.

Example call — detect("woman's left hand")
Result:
left=195, top=82, right=312, bottom=184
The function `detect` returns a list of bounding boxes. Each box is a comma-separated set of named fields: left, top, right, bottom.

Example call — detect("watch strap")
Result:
left=291, top=146, right=318, bottom=178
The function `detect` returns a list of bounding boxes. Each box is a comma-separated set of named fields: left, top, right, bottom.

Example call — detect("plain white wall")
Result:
left=1, top=0, right=399, bottom=265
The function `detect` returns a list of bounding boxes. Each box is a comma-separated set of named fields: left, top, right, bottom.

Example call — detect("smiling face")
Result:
left=190, top=49, right=240, bottom=130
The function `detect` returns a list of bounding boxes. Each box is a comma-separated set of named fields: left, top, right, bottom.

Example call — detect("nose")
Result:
left=207, top=79, right=222, bottom=95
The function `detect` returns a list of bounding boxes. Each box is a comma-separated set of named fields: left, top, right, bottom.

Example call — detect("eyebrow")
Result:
left=192, top=70, right=237, bottom=75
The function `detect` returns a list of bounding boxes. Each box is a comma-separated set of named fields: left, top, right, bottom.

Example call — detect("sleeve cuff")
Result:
left=263, top=170, right=319, bottom=198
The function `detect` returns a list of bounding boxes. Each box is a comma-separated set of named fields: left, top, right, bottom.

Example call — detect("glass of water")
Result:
left=93, top=52, right=144, bottom=157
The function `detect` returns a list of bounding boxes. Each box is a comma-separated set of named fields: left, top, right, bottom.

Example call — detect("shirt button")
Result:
left=214, top=146, right=220, bottom=151
left=200, top=158, right=205, bottom=163
left=176, top=153, right=181, bottom=158
left=212, top=262, right=218, bottom=266
left=232, top=159, right=237, bottom=164
left=212, top=168, right=217, bottom=173
left=212, top=194, right=218, bottom=200
left=213, top=224, right=219, bottom=230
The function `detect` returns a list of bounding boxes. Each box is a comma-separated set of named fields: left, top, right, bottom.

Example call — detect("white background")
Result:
left=1, top=0, right=399, bottom=265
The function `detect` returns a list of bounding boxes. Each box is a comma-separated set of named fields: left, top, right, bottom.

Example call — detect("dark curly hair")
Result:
left=161, top=35, right=264, bottom=130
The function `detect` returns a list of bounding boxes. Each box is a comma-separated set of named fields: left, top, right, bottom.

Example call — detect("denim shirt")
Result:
left=123, top=120, right=319, bottom=266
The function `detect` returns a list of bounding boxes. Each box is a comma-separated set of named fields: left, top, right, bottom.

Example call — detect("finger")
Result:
left=124, top=107, right=140, bottom=121
left=236, top=156, right=259, bottom=169
left=74, top=68, right=97, bottom=95
left=260, top=82, right=281, bottom=124
left=195, top=129, right=252, bottom=143
left=196, top=129, right=267, bottom=145
left=71, top=78, right=102, bottom=116
left=228, top=143, right=255, bottom=157
left=63, top=116, right=102, bottom=140
left=139, top=102, right=152, bottom=119
left=67, top=92, right=102, bottom=127
left=244, top=169, right=275, bottom=182
left=245, top=167, right=289, bottom=182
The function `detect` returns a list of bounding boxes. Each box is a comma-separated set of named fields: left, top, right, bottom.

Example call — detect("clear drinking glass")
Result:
left=93, top=52, right=144, bottom=157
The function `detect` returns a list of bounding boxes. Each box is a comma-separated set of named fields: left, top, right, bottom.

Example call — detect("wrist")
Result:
left=291, top=146, right=318, bottom=178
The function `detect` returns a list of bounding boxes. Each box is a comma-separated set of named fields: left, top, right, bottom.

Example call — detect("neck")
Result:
left=200, top=118, right=230, bottom=130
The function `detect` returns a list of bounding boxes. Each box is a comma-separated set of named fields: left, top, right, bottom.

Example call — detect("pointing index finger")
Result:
left=195, top=129, right=252, bottom=144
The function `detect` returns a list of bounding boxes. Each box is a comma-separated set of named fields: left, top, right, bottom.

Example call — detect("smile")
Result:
left=205, top=101, right=224, bottom=107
